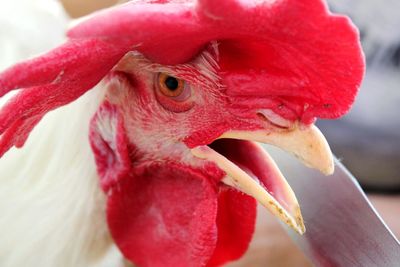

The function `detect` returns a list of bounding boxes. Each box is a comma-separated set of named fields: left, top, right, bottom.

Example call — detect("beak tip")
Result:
left=325, top=165, right=335, bottom=176
left=295, top=207, right=306, bottom=235
left=321, top=158, right=335, bottom=176
left=298, top=227, right=306, bottom=235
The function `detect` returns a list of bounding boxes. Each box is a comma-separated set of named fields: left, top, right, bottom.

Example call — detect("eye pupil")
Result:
left=164, top=76, right=179, bottom=91
left=157, top=73, right=187, bottom=98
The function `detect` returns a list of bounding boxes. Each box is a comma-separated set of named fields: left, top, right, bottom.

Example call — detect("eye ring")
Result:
left=158, top=73, right=185, bottom=97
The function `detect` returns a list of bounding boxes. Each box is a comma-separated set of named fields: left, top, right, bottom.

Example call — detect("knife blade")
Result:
left=267, top=146, right=400, bottom=267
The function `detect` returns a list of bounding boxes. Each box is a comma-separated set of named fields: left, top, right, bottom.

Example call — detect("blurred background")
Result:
left=321, top=0, right=400, bottom=193
left=1, top=0, right=399, bottom=266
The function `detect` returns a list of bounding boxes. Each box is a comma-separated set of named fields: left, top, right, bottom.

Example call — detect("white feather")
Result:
left=0, top=0, right=68, bottom=70
left=0, top=1, right=126, bottom=266
left=0, top=85, right=127, bottom=267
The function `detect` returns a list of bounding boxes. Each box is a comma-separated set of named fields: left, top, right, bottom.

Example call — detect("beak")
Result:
left=190, top=124, right=333, bottom=235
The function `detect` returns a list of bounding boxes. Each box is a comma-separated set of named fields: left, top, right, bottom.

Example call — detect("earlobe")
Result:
left=89, top=101, right=131, bottom=192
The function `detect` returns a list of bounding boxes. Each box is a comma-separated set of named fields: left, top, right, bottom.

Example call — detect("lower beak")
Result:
left=190, top=124, right=334, bottom=235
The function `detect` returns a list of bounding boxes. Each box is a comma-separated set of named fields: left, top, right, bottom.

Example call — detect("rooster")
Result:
left=0, top=0, right=364, bottom=266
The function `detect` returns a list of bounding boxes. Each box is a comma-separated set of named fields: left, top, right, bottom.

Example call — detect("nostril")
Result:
left=257, top=109, right=292, bottom=129
left=257, top=112, right=268, bottom=121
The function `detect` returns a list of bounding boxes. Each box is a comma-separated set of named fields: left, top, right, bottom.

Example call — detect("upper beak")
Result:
left=220, top=124, right=334, bottom=175
left=190, top=123, right=334, bottom=235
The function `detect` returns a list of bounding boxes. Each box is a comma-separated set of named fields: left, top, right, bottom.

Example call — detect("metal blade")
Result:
left=267, top=146, right=400, bottom=267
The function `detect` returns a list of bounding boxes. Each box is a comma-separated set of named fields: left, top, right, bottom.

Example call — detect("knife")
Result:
left=267, top=146, right=400, bottom=267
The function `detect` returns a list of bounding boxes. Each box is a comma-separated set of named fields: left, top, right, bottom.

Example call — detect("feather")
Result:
left=0, top=85, right=127, bottom=267
left=0, top=1, right=124, bottom=266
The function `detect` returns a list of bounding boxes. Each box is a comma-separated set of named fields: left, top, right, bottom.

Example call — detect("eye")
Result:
left=158, top=73, right=185, bottom=97
left=154, top=73, right=194, bottom=113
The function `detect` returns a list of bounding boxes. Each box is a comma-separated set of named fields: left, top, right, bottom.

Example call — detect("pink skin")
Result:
left=89, top=46, right=256, bottom=188
left=112, top=51, right=263, bottom=148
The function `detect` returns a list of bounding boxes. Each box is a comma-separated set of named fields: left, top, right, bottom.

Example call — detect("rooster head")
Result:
left=0, top=0, right=364, bottom=266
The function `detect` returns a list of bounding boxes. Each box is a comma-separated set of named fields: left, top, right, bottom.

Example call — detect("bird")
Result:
left=0, top=0, right=364, bottom=266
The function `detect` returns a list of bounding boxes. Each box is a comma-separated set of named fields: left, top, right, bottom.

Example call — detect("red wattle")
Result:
left=106, top=163, right=219, bottom=267
left=207, top=188, right=257, bottom=267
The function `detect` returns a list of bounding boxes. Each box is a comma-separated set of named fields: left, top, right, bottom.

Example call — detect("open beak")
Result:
left=190, top=124, right=334, bottom=235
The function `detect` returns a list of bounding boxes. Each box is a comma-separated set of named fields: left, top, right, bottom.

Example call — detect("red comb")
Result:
left=0, top=39, right=132, bottom=155
left=0, top=0, right=364, bottom=156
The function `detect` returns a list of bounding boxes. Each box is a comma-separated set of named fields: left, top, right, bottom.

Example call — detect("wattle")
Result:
left=106, top=163, right=256, bottom=267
